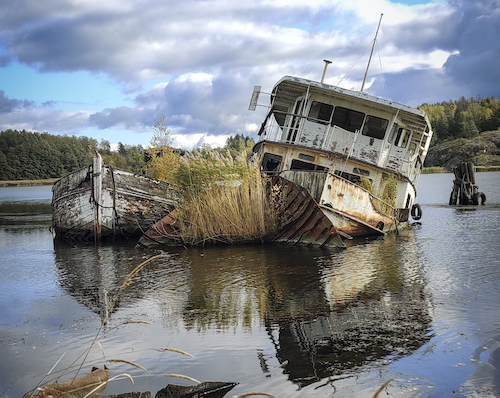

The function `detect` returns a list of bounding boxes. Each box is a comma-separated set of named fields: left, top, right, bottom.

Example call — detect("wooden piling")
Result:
left=449, top=162, right=486, bottom=205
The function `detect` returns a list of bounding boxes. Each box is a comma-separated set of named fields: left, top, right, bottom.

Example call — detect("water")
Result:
left=0, top=174, right=499, bottom=398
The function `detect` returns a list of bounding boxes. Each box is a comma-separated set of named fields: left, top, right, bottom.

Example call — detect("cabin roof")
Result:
left=271, top=75, right=431, bottom=132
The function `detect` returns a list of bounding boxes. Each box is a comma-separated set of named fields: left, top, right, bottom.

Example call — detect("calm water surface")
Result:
left=1, top=174, right=499, bottom=398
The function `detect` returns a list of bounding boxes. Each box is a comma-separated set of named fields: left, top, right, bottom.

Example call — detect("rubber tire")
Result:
left=411, top=203, right=422, bottom=221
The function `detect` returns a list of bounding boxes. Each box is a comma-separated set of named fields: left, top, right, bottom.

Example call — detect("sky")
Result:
left=1, top=0, right=499, bottom=151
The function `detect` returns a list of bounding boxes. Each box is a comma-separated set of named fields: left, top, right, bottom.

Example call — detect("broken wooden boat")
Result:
left=51, top=152, right=176, bottom=243
left=137, top=175, right=345, bottom=249
left=248, top=71, right=433, bottom=238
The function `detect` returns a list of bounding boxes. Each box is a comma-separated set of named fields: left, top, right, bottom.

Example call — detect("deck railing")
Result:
left=260, top=111, right=421, bottom=181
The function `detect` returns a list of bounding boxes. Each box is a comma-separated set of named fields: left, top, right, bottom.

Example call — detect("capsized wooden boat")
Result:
left=248, top=73, right=433, bottom=237
left=136, top=175, right=345, bottom=249
left=51, top=153, right=177, bottom=243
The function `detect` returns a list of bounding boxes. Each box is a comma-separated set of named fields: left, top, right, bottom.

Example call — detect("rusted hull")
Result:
left=51, top=155, right=176, bottom=243
left=137, top=176, right=345, bottom=249
left=264, top=176, right=345, bottom=248
left=280, top=170, right=401, bottom=237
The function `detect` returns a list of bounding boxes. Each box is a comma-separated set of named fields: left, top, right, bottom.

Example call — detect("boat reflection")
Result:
left=260, top=235, right=432, bottom=387
left=54, top=233, right=433, bottom=388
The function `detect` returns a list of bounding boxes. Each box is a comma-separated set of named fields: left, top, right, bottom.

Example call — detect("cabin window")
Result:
left=261, top=153, right=283, bottom=174
left=362, top=115, right=389, bottom=139
left=308, top=101, right=333, bottom=124
left=291, top=159, right=329, bottom=172
left=334, top=170, right=372, bottom=184
left=394, top=128, right=411, bottom=148
left=331, top=107, right=365, bottom=132
left=298, top=153, right=315, bottom=162
left=353, top=167, right=370, bottom=176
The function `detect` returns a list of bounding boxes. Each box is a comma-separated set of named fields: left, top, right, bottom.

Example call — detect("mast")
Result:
left=361, top=13, right=383, bottom=92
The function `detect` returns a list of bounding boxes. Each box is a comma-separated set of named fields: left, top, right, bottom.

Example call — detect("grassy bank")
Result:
left=0, top=178, right=58, bottom=187
left=422, top=167, right=446, bottom=174
left=475, top=165, right=500, bottom=172
left=422, top=165, right=500, bottom=174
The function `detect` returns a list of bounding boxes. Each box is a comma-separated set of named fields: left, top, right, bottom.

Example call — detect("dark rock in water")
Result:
left=102, top=392, right=151, bottom=398
left=155, top=381, right=238, bottom=398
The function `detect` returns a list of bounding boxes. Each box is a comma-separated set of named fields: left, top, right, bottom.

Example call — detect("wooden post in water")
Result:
left=449, top=162, right=486, bottom=205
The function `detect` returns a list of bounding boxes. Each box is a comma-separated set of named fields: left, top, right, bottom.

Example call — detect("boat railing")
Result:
left=261, top=110, right=350, bottom=152
left=369, top=194, right=396, bottom=218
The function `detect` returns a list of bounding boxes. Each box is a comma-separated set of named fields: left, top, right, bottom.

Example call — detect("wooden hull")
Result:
left=51, top=154, right=176, bottom=243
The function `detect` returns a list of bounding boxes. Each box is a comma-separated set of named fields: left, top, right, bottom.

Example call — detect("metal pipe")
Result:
left=321, top=60, right=332, bottom=83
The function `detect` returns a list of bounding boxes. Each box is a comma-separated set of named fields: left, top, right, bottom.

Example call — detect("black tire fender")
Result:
left=411, top=203, right=422, bottom=220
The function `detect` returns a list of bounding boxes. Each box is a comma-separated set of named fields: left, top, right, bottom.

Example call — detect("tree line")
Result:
left=419, top=96, right=500, bottom=145
left=0, top=129, right=150, bottom=181
left=0, top=128, right=254, bottom=181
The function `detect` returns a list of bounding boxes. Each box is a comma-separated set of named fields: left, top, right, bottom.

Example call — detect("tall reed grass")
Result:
left=171, top=150, right=277, bottom=245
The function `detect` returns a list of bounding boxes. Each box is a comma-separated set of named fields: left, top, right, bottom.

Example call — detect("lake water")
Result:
left=0, top=173, right=499, bottom=398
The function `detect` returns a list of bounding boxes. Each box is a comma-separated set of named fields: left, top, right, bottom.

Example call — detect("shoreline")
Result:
left=0, top=178, right=58, bottom=187
left=422, top=166, right=500, bottom=174
left=1, top=166, right=499, bottom=186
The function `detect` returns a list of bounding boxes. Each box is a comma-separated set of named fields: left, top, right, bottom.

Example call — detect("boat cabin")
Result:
left=251, top=76, right=433, bottom=210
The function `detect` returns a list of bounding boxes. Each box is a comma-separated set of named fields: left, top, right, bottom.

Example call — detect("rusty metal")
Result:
left=264, top=176, right=345, bottom=248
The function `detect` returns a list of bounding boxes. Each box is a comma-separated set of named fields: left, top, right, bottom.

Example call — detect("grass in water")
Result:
left=171, top=149, right=276, bottom=245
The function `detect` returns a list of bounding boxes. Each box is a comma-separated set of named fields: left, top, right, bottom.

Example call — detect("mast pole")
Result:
left=361, top=13, right=383, bottom=92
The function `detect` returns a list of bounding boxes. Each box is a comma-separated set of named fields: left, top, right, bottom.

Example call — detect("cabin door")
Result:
left=284, top=97, right=305, bottom=143
left=386, top=127, right=411, bottom=171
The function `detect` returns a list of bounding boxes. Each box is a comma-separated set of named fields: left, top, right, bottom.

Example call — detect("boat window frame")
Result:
left=307, top=101, right=334, bottom=125
left=330, top=106, right=365, bottom=133
left=362, top=115, right=389, bottom=140
left=290, top=159, right=329, bottom=172
left=261, top=152, right=283, bottom=174
left=394, top=128, right=411, bottom=148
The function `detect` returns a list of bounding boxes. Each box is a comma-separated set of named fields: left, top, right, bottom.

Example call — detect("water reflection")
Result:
left=54, top=233, right=433, bottom=389
left=264, top=234, right=432, bottom=387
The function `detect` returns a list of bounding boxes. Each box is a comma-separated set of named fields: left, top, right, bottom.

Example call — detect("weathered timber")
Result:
left=52, top=153, right=177, bottom=243
left=449, top=162, right=486, bottom=205
left=155, top=381, right=238, bottom=398
left=137, top=175, right=345, bottom=249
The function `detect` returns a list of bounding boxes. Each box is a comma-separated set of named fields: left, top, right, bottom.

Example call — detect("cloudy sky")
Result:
left=1, top=0, right=499, bottom=150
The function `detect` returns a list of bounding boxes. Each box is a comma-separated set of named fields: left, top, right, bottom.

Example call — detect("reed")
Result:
left=422, top=166, right=446, bottom=174
left=380, top=174, right=398, bottom=207
left=171, top=149, right=276, bottom=245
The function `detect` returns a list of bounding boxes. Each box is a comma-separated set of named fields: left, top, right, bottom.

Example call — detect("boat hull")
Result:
left=137, top=175, right=346, bottom=249
left=280, top=170, right=402, bottom=237
left=51, top=155, right=176, bottom=243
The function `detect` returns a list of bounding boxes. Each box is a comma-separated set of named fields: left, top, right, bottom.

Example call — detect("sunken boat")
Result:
left=248, top=71, right=433, bottom=238
left=51, top=152, right=176, bottom=243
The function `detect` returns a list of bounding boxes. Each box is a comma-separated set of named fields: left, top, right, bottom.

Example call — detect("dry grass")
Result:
left=171, top=150, right=276, bottom=245
left=0, top=178, right=58, bottom=187
left=24, top=254, right=197, bottom=398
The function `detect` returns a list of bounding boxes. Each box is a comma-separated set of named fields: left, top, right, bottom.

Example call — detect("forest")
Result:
left=0, top=95, right=499, bottom=181
left=0, top=128, right=253, bottom=181
left=419, top=96, right=500, bottom=145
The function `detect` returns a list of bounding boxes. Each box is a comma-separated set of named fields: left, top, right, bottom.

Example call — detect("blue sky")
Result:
left=1, top=0, right=499, bottom=150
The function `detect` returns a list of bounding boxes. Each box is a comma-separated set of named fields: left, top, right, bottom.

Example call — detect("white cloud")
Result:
left=0, top=0, right=499, bottom=148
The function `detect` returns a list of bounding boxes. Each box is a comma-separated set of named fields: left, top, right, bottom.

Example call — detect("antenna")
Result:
left=361, top=13, right=383, bottom=92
